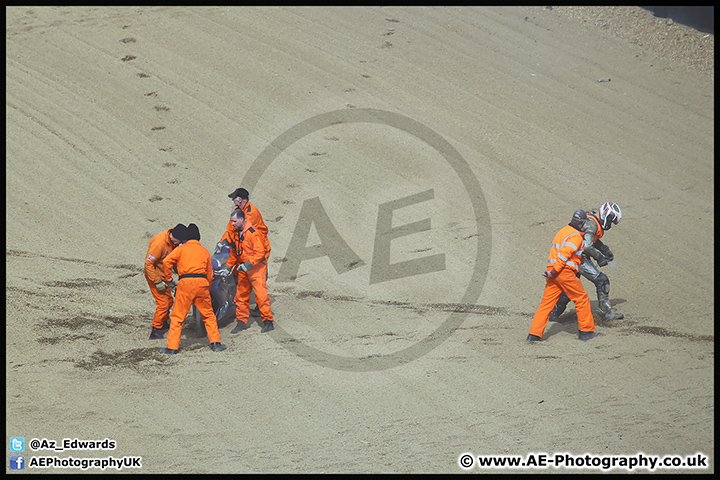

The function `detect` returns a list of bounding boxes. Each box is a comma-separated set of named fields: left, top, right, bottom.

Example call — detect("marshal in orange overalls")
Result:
left=144, top=228, right=178, bottom=330
left=227, top=220, right=273, bottom=326
left=220, top=201, right=271, bottom=259
left=163, top=240, right=222, bottom=350
left=528, top=224, right=596, bottom=338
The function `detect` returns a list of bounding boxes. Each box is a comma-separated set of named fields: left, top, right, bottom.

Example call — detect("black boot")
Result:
left=550, top=293, right=570, bottom=322
left=210, top=342, right=227, bottom=352
left=597, top=283, right=623, bottom=321
left=578, top=330, right=603, bottom=341
left=149, top=327, right=164, bottom=340
left=231, top=321, right=250, bottom=334
left=599, top=299, right=623, bottom=321
left=526, top=334, right=543, bottom=342
left=261, top=320, right=274, bottom=333
left=159, top=347, right=178, bottom=354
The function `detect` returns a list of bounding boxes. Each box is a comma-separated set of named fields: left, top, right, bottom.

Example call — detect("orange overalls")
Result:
left=220, top=202, right=271, bottom=258
left=163, top=240, right=222, bottom=350
left=144, top=229, right=177, bottom=329
left=227, top=221, right=273, bottom=325
left=528, top=224, right=596, bottom=338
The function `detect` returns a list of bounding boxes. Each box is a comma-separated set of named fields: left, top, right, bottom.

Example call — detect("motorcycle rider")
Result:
left=549, top=201, right=624, bottom=322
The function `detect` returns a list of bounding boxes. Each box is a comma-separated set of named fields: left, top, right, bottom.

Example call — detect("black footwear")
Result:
left=578, top=330, right=604, bottom=341
left=231, top=321, right=250, bottom=334
left=526, top=334, right=543, bottom=342
left=149, top=328, right=164, bottom=340
left=159, top=347, right=178, bottom=354
left=249, top=306, right=261, bottom=317
left=261, top=320, right=274, bottom=333
left=548, top=311, right=559, bottom=322
left=210, top=342, right=227, bottom=352
left=598, top=298, right=623, bottom=321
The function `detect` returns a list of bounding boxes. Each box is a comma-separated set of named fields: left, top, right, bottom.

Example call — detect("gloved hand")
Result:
left=542, top=268, right=559, bottom=279
left=598, top=243, right=614, bottom=261
left=217, top=266, right=231, bottom=277
left=597, top=255, right=609, bottom=267
left=239, top=261, right=253, bottom=272
left=155, top=280, right=167, bottom=292
left=214, top=240, right=230, bottom=255
left=166, top=279, right=177, bottom=289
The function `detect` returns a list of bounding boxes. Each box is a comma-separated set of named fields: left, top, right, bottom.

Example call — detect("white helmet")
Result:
left=599, top=202, right=622, bottom=230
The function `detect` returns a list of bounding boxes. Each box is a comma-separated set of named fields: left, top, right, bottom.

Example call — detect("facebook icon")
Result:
left=10, top=455, right=25, bottom=470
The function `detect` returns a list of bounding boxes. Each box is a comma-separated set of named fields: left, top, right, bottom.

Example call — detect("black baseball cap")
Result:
left=228, top=188, right=249, bottom=200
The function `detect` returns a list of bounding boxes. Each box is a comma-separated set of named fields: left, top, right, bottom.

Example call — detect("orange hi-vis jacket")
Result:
left=547, top=224, right=584, bottom=274
left=227, top=221, right=267, bottom=270
left=144, top=229, right=177, bottom=284
left=221, top=202, right=271, bottom=254
left=163, top=240, right=214, bottom=285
